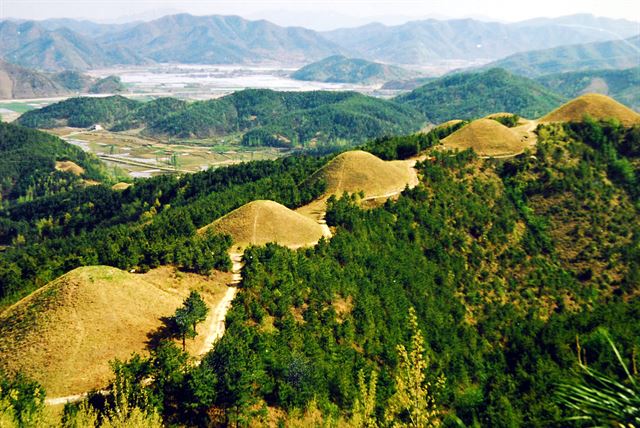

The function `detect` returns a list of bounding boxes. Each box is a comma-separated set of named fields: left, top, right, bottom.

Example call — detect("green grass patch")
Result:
left=0, top=103, right=36, bottom=114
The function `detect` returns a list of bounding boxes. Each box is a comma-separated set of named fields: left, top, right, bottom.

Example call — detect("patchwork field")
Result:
left=50, top=127, right=287, bottom=178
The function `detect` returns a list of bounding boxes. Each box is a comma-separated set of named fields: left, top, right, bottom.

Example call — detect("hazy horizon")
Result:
left=1, top=0, right=639, bottom=30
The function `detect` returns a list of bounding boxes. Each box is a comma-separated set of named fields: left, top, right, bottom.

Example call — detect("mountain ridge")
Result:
left=2, top=13, right=638, bottom=70
left=395, top=68, right=565, bottom=123
left=484, top=35, right=640, bottom=77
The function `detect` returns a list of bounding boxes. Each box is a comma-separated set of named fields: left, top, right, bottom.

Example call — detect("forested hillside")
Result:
left=18, top=90, right=424, bottom=147
left=291, top=55, right=416, bottom=84
left=0, top=122, right=116, bottom=205
left=537, top=67, right=640, bottom=111
left=1, top=117, right=638, bottom=426
left=0, top=154, right=327, bottom=304
left=194, top=119, right=639, bottom=426
left=395, top=68, right=565, bottom=122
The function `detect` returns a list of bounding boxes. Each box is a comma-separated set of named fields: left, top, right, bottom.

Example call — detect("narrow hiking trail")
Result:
left=198, top=252, right=242, bottom=356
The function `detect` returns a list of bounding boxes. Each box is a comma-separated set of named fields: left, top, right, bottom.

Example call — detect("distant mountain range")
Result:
left=485, top=36, right=640, bottom=77
left=0, top=59, right=124, bottom=99
left=98, top=14, right=343, bottom=65
left=0, top=13, right=638, bottom=71
left=322, top=14, right=639, bottom=64
left=0, top=21, right=148, bottom=71
left=291, top=55, right=418, bottom=84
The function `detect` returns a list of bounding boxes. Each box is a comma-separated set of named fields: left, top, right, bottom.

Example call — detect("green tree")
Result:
left=174, top=291, right=209, bottom=351
left=0, top=373, right=45, bottom=427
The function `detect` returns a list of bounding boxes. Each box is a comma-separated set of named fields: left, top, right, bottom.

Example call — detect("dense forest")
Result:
left=290, top=55, right=416, bottom=84
left=0, top=122, right=119, bottom=205
left=186, top=119, right=639, bottom=426
left=0, top=150, right=327, bottom=304
left=1, top=117, right=638, bottom=426
left=17, top=90, right=424, bottom=147
left=395, top=68, right=565, bottom=122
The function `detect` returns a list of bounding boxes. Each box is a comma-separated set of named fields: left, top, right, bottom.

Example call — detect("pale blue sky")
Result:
left=1, top=0, right=639, bottom=29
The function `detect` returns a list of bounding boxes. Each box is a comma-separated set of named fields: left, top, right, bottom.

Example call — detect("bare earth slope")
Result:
left=539, top=93, right=640, bottom=126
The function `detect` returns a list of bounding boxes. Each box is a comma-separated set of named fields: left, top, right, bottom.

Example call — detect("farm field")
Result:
left=51, top=127, right=288, bottom=178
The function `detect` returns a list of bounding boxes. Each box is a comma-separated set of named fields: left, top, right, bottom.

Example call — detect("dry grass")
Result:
left=332, top=295, right=353, bottom=323
left=55, top=160, right=85, bottom=176
left=309, top=150, right=417, bottom=198
left=441, top=118, right=531, bottom=157
left=111, top=182, right=132, bottom=191
left=200, top=200, right=327, bottom=250
left=539, top=93, right=640, bottom=126
left=0, top=265, right=229, bottom=397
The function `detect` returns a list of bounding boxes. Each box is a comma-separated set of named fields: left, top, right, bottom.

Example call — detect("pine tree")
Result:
left=174, top=291, right=209, bottom=351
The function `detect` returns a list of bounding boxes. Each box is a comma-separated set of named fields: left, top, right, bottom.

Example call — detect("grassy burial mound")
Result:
left=310, top=150, right=418, bottom=199
left=441, top=118, right=531, bottom=157
left=111, top=182, right=132, bottom=191
left=0, top=265, right=228, bottom=397
left=539, top=93, right=640, bottom=126
left=54, top=160, right=85, bottom=176
left=201, top=200, right=327, bottom=250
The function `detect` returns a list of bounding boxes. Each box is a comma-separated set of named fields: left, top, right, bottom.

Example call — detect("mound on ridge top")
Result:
left=539, top=93, right=640, bottom=126
left=202, top=200, right=327, bottom=249
left=0, top=266, right=227, bottom=397
left=441, top=118, right=530, bottom=157
left=311, top=150, right=417, bottom=198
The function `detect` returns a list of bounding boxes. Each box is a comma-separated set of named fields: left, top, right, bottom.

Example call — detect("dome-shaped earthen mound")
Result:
left=539, top=93, right=640, bottom=126
left=311, top=150, right=417, bottom=198
left=112, top=182, right=132, bottom=191
left=441, top=118, right=529, bottom=157
left=55, top=160, right=85, bottom=176
left=203, top=200, right=326, bottom=249
left=0, top=266, right=187, bottom=396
